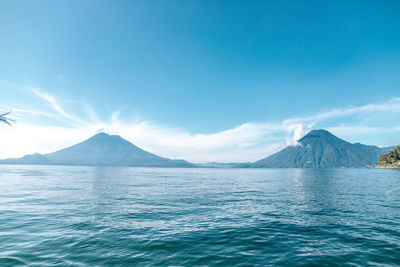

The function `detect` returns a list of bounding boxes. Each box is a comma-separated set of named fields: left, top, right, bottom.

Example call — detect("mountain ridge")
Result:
left=249, top=129, right=393, bottom=168
left=0, top=132, right=192, bottom=167
left=0, top=130, right=394, bottom=168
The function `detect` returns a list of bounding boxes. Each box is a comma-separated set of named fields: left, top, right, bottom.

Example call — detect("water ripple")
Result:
left=0, top=165, right=399, bottom=266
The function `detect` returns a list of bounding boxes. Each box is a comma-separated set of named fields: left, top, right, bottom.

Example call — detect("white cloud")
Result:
left=1, top=89, right=400, bottom=163
left=284, top=123, right=314, bottom=146
left=0, top=123, right=89, bottom=159
left=0, top=120, right=287, bottom=162
left=74, top=121, right=289, bottom=162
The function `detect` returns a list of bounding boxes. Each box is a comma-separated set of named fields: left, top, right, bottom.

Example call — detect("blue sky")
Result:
left=1, top=0, right=400, bottom=162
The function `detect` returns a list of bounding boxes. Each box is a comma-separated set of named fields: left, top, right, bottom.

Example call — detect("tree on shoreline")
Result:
left=0, top=112, right=14, bottom=126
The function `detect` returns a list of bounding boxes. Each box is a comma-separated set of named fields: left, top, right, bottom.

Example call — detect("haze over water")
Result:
left=0, top=165, right=399, bottom=266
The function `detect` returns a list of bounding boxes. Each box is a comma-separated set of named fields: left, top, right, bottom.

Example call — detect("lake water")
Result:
left=0, top=165, right=399, bottom=266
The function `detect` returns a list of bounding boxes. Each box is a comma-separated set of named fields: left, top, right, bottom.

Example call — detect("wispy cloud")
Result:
left=31, top=88, right=72, bottom=119
left=0, top=104, right=55, bottom=119
left=283, top=97, right=400, bottom=125
left=31, top=88, right=86, bottom=124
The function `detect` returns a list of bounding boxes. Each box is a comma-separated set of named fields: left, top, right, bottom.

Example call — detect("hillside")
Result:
left=0, top=133, right=192, bottom=167
left=377, top=145, right=400, bottom=168
left=250, top=129, right=392, bottom=168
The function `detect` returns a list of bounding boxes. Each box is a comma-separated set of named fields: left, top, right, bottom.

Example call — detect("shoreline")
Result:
left=368, top=165, right=400, bottom=169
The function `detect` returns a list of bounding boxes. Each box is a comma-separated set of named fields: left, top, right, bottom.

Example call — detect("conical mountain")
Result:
left=251, top=129, right=392, bottom=168
left=0, top=133, right=192, bottom=167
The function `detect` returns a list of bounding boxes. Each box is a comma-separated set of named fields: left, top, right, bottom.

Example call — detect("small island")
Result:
left=377, top=145, right=400, bottom=168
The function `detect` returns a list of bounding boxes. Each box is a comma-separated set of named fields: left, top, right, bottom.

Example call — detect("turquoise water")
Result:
left=0, top=165, right=399, bottom=266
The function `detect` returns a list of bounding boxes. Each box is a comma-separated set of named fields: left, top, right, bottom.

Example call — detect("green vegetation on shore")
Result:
left=378, top=146, right=400, bottom=168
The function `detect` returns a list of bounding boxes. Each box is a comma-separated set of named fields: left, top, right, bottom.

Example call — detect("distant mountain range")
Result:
left=0, top=133, right=192, bottom=167
left=0, top=130, right=394, bottom=168
left=195, top=162, right=246, bottom=168
left=246, top=129, right=393, bottom=168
